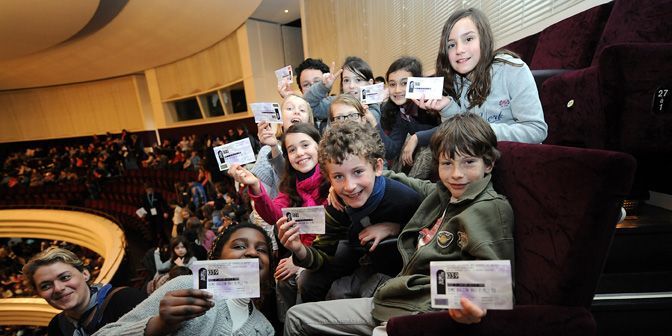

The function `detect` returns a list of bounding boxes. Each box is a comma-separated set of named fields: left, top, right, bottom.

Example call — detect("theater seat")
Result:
left=387, top=142, right=636, bottom=336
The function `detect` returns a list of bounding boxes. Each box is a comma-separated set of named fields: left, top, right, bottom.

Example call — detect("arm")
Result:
left=381, top=170, right=435, bottom=198
left=378, top=115, right=410, bottom=160
left=153, top=250, right=171, bottom=273
left=414, top=126, right=438, bottom=147
left=302, top=81, right=334, bottom=122
left=248, top=183, right=290, bottom=226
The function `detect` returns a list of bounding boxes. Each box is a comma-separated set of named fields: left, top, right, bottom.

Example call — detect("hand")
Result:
left=276, top=216, right=307, bottom=259
left=227, top=164, right=260, bottom=194
left=277, top=77, right=295, bottom=98
left=412, top=94, right=452, bottom=112
left=257, top=121, right=278, bottom=147
left=174, top=257, right=184, bottom=266
left=145, top=289, right=215, bottom=335
left=448, top=297, right=487, bottom=324
left=401, top=134, right=418, bottom=167
left=274, top=257, right=300, bottom=281
left=362, top=104, right=378, bottom=128
left=321, top=61, right=343, bottom=90
left=358, top=222, right=401, bottom=251
left=327, top=186, right=346, bottom=212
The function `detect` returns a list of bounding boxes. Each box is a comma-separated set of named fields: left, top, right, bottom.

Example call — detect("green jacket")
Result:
left=372, top=172, right=514, bottom=322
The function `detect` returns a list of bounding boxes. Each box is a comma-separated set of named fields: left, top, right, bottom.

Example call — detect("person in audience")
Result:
left=22, top=247, right=146, bottom=335
left=284, top=113, right=514, bottom=335
left=153, top=236, right=197, bottom=277
left=145, top=266, right=192, bottom=296
left=277, top=121, right=422, bottom=303
left=139, top=182, right=171, bottom=247
left=404, top=7, right=548, bottom=167
left=94, top=223, right=276, bottom=336
left=329, top=94, right=378, bottom=127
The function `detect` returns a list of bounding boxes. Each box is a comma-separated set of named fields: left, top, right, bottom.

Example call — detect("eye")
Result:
left=256, top=245, right=269, bottom=254
left=354, top=169, right=365, bottom=176
left=447, top=42, right=456, bottom=49
left=332, top=174, right=344, bottom=181
left=466, top=36, right=475, bottom=42
left=39, top=283, right=52, bottom=291
left=232, top=243, right=246, bottom=250
left=465, top=159, right=477, bottom=165
left=59, top=274, right=71, bottom=282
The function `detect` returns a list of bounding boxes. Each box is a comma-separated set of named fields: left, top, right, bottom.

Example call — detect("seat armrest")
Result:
left=531, top=69, right=571, bottom=90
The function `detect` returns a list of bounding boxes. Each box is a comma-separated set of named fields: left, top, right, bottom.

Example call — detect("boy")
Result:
left=283, top=113, right=514, bottom=335
left=277, top=122, right=423, bottom=303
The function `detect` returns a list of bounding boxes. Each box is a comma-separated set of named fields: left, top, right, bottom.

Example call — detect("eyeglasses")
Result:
left=332, top=113, right=362, bottom=122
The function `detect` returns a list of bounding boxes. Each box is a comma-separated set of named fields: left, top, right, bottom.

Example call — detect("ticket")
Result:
left=190, top=259, right=260, bottom=299
left=213, top=138, right=256, bottom=171
left=360, top=83, right=385, bottom=104
left=275, top=65, right=293, bottom=84
left=280, top=205, right=326, bottom=234
left=430, top=260, right=513, bottom=310
left=405, top=77, right=444, bottom=100
left=251, top=102, right=282, bottom=124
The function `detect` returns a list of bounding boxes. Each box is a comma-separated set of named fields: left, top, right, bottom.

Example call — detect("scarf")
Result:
left=345, top=176, right=386, bottom=243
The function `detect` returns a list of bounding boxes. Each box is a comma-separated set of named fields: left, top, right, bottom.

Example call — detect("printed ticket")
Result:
left=359, top=83, right=385, bottom=104
left=251, top=102, right=283, bottom=124
left=213, top=138, right=256, bottom=171
left=275, top=65, right=293, bottom=84
left=430, top=260, right=513, bottom=310
left=405, top=76, right=444, bottom=100
left=280, top=205, right=326, bottom=234
left=190, top=259, right=260, bottom=299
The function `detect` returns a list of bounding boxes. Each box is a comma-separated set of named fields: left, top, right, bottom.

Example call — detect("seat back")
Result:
left=492, top=142, right=636, bottom=308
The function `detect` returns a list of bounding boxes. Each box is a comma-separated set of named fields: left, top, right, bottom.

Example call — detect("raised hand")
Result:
left=257, top=121, right=278, bottom=147
left=274, top=257, right=300, bottom=281
left=322, top=61, right=343, bottom=90
left=276, top=216, right=307, bottom=259
left=448, top=297, right=487, bottom=324
left=145, top=289, right=214, bottom=335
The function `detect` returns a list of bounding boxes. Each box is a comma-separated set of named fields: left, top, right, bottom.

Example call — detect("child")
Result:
left=284, top=113, right=514, bottom=335
left=329, top=94, right=378, bottom=127
left=304, top=56, right=382, bottom=128
left=153, top=236, right=197, bottom=276
left=95, top=223, right=277, bottom=335
left=406, top=8, right=547, bottom=166
left=277, top=121, right=423, bottom=301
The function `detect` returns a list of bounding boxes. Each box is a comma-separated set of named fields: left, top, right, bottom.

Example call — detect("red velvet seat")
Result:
left=387, top=142, right=636, bottom=336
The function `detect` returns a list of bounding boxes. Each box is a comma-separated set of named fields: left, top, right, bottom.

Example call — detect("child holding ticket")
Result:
left=283, top=113, right=514, bottom=335
left=95, top=223, right=277, bottom=335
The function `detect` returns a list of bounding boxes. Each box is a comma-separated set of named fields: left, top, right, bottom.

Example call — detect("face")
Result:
left=174, top=242, right=187, bottom=257
left=447, top=17, right=481, bottom=77
left=438, top=151, right=492, bottom=200
left=219, top=228, right=270, bottom=282
left=326, top=155, right=383, bottom=209
left=299, top=68, right=324, bottom=93
left=387, top=69, right=413, bottom=106
left=282, top=96, right=311, bottom=130
left=341, top=68, right=371, bottom=96
left=33, top=262, right=91, bottom=317
left=330, top=103, right=363, bottom=124
left=284, top=133, right=319, bottom=173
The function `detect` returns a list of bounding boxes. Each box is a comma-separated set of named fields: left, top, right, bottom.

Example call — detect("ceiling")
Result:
left=0, top=0, right=300, bottom=91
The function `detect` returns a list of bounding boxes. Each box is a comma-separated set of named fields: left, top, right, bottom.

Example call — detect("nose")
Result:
left=450, top=165, right=464, bottom=179
left=455, top=41, right=465, bottom=54
left=53, top=280, right=66, bottom=292
left=343, top=176, right=356, bottom=192
left=244, top=246, right=259, bottom=258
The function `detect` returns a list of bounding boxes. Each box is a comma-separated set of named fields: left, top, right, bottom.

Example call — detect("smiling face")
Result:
left=281, top=96, right=311, bottom=131
left=219, top=227, right=270, bottom=282
left=438, top=151, right=492, bottom=200
left=326, top=155, right=383, bottom=209
left=387, top=69, right=412, bottom=106
left=33, top=262, right=91, bottom=318
left=447, top=17, right=481, bottom=77
left=341, top=68, right=371, bottom=96
left=284, top=132, right=319, bottom=173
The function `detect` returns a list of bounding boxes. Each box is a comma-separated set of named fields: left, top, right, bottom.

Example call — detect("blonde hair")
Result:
left=329, top=94, right=366, bottom=121
left=280, top=94, right=315, bottom=137
left=22, top=247, right=85, bottom=290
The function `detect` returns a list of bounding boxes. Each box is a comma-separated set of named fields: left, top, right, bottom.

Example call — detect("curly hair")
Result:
left=318, top=122, right=385, bottom=174
left=429, top=113, right=500, bottom=167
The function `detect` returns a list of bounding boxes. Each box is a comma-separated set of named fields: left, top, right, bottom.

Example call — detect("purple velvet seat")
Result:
left=387, top=142, right=636, bottom=336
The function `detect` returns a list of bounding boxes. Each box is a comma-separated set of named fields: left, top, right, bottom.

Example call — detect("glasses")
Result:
left=332, top=113, right=362, bottom=122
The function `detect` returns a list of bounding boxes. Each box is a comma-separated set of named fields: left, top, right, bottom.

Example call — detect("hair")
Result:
left=318, top=122, right=385, bottom=175
left=329, top=94, right=366, bottom=121
left=435, top=8, right=520, bottom=109
left=374, top=76, right=386, bottom=84
left=295, top=58, right=330, bottom=91
left=382, top=56, right=424, bottom=129
left=279, top=94, right=315, bottom=137
left=278, top=123, right=329, bottom=207
left=429, top=113, right=500, bottom=167
left=186, top=216, right=205, bottom=244
left=169, top=236, right=193, bottom=264
left=22, top=247, right=85, bottom=290
left=340, top=56, right=374, bottom=93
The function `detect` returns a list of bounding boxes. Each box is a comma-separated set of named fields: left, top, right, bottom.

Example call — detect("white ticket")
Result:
left=251, top=102, right=282, bottom=124
left=213, top=138, right=256, bottom=171
left=360, top=83, right=385, bottom=104
left=190, top=259, right=260, bottom=299
left=280, top=205, right=326, bottom=234
left=430, top=260, right=513, bottom=310
left=405, top=76, right=444, bottom=100
left=275, top=65, right=293, bottom=84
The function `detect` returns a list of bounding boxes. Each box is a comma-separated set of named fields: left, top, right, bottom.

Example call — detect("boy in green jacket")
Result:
left=284, top=113, right=514, bottom=335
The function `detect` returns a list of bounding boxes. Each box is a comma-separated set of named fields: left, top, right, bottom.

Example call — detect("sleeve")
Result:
left=184, top=256, right=197, bottom=268
left=268, top=150, right=286, bottom=182
left=414, top=126, right=438, bottom=147
left=490, top=62, right=548, bottom=143
left=378, top=118, right=409, bottom=160
left=103, top=287, right=148, bottom=324
left=457, top=198, right=515, bottom=262
left=293, top=206, right=350, bottom=270
left=368, top=103, right=382, bottom=124
left=93, top=276, right=193, bottom=336
left=250, top=146, right=281, bottom=198
left=153, top=251, right=170, bottom=273
left=381, top=170, right=435, bottom=198
left=303, top=81, right=333, bottom=122
left=248, top=183, right=290, bottom=226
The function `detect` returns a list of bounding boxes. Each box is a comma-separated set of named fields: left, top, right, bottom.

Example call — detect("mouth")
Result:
left=53, top=291, right=72, bottom=302
left=295, top=157, right=312, bottom=165
left=449, top=183, right=467, bottom=190
left=290, top=118, right=302, bottom=124
left=341, top=189, right=363, bottom=201
left=456, top=57, right=471, bottom=64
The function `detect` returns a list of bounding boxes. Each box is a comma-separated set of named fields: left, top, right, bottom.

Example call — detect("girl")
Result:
left=329, top=94, right=378, bottom=127
left=406, top=8, right=548, bottom=165
left=304, top=56, right=382, bottom=128
left=95, top=223, right=277, bottom=335
left=153, top=236, right=197, bottom=276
